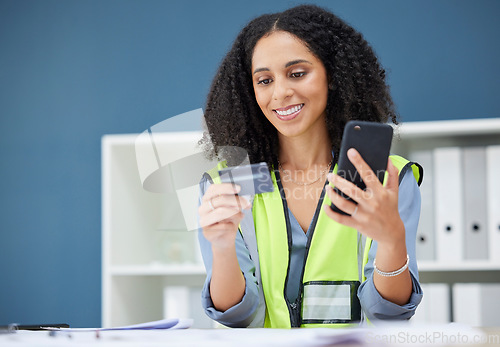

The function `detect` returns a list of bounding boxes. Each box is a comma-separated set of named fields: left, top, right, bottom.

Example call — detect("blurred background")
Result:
left=0, top=0, right=499, bottom=327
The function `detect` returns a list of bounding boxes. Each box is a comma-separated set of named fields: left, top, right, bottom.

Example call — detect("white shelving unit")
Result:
left=102, top=118, right=500, bottom=328
left=392, top=117, right=500, bottom=275
left=101, top=131, right=214, bottom=329
left=391, top=118, right=500, bottom=325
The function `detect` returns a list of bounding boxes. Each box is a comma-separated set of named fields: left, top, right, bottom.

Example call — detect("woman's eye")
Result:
left=257, top=78, right=272, bottom=85
left=290, top=72, right=306, bottom=78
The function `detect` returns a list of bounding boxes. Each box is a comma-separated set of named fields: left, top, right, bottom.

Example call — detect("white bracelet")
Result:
left=373, top=254, right=409, bottom=277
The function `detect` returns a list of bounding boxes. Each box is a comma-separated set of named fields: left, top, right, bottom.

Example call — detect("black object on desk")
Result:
left=0, top=323, right=69, bottom=332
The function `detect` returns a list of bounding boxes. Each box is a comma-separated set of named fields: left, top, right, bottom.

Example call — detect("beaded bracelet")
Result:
left=373, top=254, right=410, bottom=277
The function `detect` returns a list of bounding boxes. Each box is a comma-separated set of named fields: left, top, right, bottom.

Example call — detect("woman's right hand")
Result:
left=198, top=183, right=251, bottom=249
left=199, top=183, right=250, bottom=311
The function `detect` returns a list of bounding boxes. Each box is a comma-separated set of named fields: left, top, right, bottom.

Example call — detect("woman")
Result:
left=197, top=4, right=422, bottom=328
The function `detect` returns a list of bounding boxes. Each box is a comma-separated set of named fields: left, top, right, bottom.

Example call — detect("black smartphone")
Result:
left=330, top=120, right=393, bottom=215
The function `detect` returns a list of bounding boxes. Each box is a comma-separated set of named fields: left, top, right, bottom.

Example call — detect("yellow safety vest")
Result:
left=206, top=155, right=422, bottom=328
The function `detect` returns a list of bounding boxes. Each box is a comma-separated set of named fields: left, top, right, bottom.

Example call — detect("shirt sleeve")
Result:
left=358, top=168, right=424, bottom=321
left=197, top=176, right=261, bottom=328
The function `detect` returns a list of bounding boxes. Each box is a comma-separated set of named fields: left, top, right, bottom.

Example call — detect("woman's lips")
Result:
left=273, top=103, right=304, bottom=121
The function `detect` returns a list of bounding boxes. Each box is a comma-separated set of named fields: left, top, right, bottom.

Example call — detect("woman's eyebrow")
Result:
left=285, top=59, right=312, bottom=68
left=253, top=59, right=312, bottom=75
left=253, top=67, right=269, bottom=75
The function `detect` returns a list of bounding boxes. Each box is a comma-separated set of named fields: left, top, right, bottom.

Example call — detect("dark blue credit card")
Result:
left=218, top=162, right=274, bottom=195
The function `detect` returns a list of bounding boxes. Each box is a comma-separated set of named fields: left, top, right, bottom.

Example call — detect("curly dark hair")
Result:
left=200, top=4, right=398, bottom=168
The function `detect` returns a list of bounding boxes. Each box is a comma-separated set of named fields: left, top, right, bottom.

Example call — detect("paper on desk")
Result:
left=43, top=318, right=192, bottom=332
left=102, top=318, right=192, bottom=331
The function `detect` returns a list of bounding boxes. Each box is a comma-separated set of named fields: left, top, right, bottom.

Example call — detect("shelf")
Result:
left=419, top=261, right=500, bottom=272
left=393, top=118, right=500, bottom=138
left=109, top=262, right=500, bottom=276
left=110, top=264, right=206, bottom=276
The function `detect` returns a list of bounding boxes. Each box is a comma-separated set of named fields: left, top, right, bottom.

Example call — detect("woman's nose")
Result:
left=272, top=78, right=293, bottom=100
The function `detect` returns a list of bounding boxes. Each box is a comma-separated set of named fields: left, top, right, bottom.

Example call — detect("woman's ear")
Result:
left=327, top=76, right=335, bottom=90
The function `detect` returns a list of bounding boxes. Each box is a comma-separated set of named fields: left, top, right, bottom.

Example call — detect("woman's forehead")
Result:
left=251, top=31, right=317, bottom=69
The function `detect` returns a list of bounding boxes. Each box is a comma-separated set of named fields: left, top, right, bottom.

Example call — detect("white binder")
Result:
left=453, top=283, right=500, bottom=326
left=486, top=145, right=500, bottom=264
left=163, top=285, right=213, bottom=328
left=163, top=285, right=190, bottom=320
left=434, top=147, right=464, bottom=262
left=411, top=283, right=450, bottom=324
left=410, top=150, right=435, bottom=261
left=463, top=147, right=488, bottom=260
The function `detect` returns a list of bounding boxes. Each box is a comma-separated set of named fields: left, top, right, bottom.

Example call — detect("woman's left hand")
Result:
left=324, top=148, right=405, bottom=247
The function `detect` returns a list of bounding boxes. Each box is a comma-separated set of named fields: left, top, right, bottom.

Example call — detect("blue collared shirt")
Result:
left=198, top=168, right=423, bottom=327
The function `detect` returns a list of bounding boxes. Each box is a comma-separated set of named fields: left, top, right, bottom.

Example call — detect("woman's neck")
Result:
left=278, top=128, right=332, bottom=170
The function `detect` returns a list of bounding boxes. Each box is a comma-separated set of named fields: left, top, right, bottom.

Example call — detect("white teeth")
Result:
left=276, top=104, right=303, bottom=116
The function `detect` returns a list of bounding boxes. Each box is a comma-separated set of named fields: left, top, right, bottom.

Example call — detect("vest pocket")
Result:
left=301, top=280, right=361, bottom=324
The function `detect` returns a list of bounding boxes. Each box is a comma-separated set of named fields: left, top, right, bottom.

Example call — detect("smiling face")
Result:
left=251, top=31, right=329, bottom=140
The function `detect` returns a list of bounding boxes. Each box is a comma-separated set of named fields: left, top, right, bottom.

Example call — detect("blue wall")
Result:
left=0, top=0, right=499, bottom=327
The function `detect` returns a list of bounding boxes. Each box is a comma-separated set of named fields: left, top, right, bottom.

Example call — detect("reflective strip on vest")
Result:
left=302, top=281, right=361, bottom=323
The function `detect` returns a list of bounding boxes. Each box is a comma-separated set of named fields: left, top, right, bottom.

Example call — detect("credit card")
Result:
left=218, top=162, right=274, bottom=195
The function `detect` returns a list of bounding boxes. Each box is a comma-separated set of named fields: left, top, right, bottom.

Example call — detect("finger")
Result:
left=199, top=207, right=244, bottom=228
left=327, top=172, right=363, bottom=204
left=347, top=148, right=384, bottom=191
left=202, top=183, right=241, bottom=202
left=325, top=184, right=358, bottom=216
left=204, top=219, right=241, bottom=232
left=208, top=194, right=251, bottom=211
left=200, top=186, right=249, bottom=214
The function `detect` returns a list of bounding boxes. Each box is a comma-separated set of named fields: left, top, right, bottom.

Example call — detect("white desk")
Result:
left=0, top=324, right=498, bottom=347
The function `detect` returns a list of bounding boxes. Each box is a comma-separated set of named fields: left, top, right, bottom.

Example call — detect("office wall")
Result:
left=0, top=0, right=498, bottom=327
